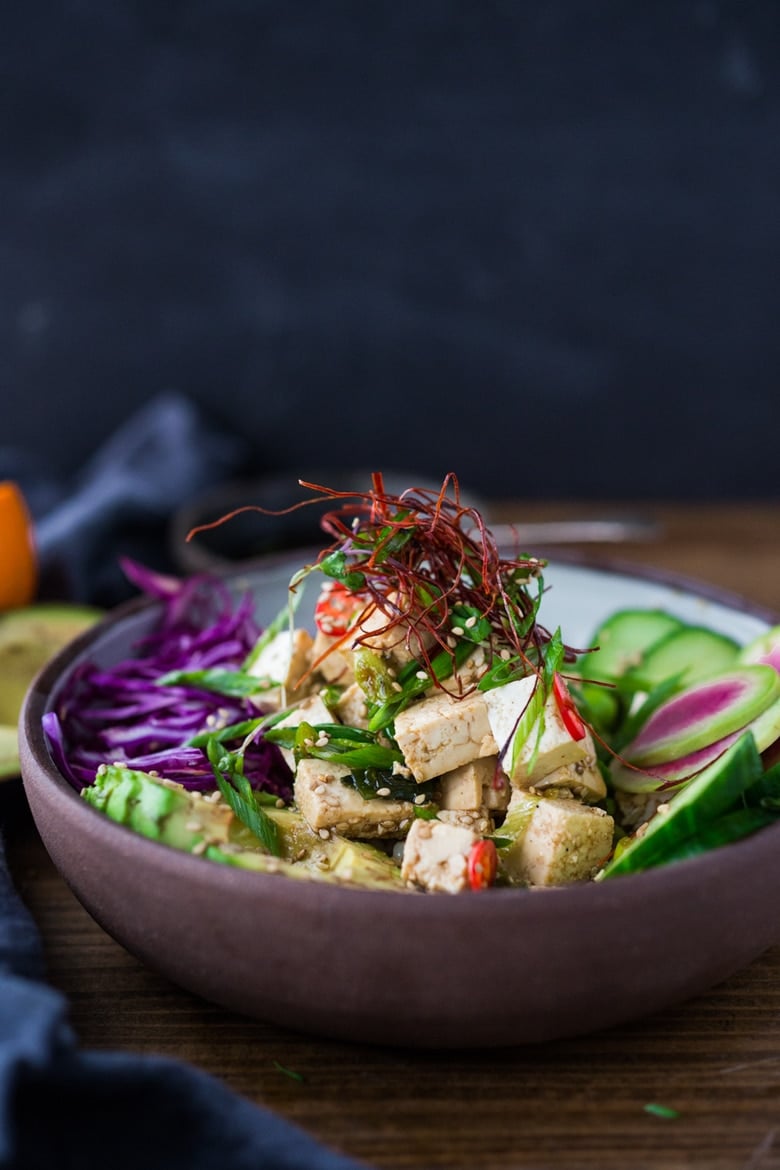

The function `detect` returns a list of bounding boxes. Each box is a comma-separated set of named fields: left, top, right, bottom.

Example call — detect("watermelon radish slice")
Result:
left=609, top=734, right=741, bottom=794
left=611, top=690, right=780, bottom=794
left=618, top=665, right=780, bottom=769
left=738, top=625, right=780, bottom=675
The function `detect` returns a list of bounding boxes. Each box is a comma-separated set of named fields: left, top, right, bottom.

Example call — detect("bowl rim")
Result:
left=19, top=551, right=780, bottom=916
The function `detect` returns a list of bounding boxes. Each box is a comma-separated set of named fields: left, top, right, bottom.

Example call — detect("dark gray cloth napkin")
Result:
left=0, top=398, right=370, bottom=1170
left=0, top=843, right=366, bottom=1170
left=1, top=391, right=248, bottom=607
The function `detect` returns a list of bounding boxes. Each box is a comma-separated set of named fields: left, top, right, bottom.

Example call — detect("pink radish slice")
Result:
left=738, top=625, right=780, bottom=675
left=612, top=693, right=780, bottom=794
left=610, top=733, right=741, bottom=794
left=624, top=665, right=780, bottom=769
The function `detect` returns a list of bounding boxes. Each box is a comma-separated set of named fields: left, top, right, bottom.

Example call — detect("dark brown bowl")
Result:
left=18, top=558, right=780, bottom=1047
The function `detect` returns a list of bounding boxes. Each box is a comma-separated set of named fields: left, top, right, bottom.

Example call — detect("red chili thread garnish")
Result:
left=188, top=473, right=581, bottom=697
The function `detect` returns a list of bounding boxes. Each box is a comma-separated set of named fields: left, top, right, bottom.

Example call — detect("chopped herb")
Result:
left=157, top=667, right=266, bottom=699
left=341, top=768, right=438, bottom=804
left=206, top=739, right=281, bottom=856
left=272, top=1060, right=305, bottom=1083
left=643, top=1103, right=679, bottom=1120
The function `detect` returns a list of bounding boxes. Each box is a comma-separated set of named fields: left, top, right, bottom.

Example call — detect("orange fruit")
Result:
left=0, top=481, right=37, bottom=609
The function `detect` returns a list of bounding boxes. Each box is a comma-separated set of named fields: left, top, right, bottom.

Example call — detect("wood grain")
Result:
left=6, top=502, right=780, bottom=1170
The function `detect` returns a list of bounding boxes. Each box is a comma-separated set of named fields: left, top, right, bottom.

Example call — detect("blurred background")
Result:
left=2, top=0, right=779, bottom=592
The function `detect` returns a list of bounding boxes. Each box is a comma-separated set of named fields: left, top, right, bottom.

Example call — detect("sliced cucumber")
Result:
left=575, top=609, right=685, bottom=730
left=580, top=609, right=686, bottom=683
left=601, top=733, right=766, bottom=878
left=623, top=625, right=739, bottom=694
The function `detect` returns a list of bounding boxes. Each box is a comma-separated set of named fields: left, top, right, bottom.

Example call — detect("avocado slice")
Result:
left=83, top=765, right=407, bottom=889
left=0, top=603, right=102, bottom=779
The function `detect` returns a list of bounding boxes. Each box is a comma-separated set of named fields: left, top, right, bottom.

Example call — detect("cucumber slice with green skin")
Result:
left=622, top=625, right=740, bottom=694
left=737, top=624, right=780, bottom=674
left=575, top=609, right=686, bottom=731
left=579, top=609, right=687, bottom=682
left=620, top=665, right=780, bottom=769
left=601, top=733, right=765, bottom=878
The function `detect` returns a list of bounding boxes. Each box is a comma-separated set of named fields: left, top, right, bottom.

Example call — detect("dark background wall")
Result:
left=2, top=1, right=779, bottom=502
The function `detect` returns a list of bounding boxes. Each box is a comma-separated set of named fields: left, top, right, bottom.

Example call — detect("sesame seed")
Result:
left=415, top=670, right=428, bottom=680
left=500, top=649, right=511, bottom=661
left=314, top=784, right=327, bottom=795
left=192, top=840, right=208, bottom=855
left=452, top=626, right=464, bottom=637
left=465, top=615, right=477, bottom=629
left=318, top=828, right=330, bottom=839
left=414, top=794, right=427, bottom=805
left=447, top=636, right=457, bottom=649
left=391, top=681, right=403, bottom=692
left=376, top=787, right=391, bottom=797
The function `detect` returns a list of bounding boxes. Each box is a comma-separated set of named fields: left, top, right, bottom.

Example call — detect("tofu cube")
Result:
left=437, top=808, right=493, bottom=835
left=500, top=793, right=614, bottom=886
left=401, top=818, right=480, bottom=894
left=482, top=767, right=511, bottom=813
left=531, top=743, right=606, bottom=803
left=393, top=690, right=498, bottom=782
left=273, top=694, right=333, bottom=769
left=247, top=628, right=313, bottom=710
left=335, top=682, right=370, bottom=730
left=438, top=757, right=497, bottom=810
left=355, top=592, right=434, bottom=669
left=311, top=628, right=355, bottom=685
left=294, top=758, right=413, bottom=839
left=485, top=677, right=591, bottom=786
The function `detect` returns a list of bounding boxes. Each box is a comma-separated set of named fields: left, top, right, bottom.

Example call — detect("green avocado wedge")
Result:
left=0, top=603, right=103, bottom=779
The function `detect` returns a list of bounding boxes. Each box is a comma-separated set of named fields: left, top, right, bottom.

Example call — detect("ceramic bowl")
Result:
left=19, top=556, right=780, bottom=1048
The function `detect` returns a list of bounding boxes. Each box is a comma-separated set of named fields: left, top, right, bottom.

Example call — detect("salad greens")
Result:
left=42, top=476, right=780, bottom=892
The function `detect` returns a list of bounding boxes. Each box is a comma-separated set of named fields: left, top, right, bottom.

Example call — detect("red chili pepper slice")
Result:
left=467, top=839, right=498, bottom=891
left=552, top=672, right=587, bottom=741
left=314, top=582, right=366, bottom=637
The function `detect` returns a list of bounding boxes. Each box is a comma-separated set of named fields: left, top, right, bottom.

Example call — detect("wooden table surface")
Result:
left=5, top=501, right=780, bottom=1170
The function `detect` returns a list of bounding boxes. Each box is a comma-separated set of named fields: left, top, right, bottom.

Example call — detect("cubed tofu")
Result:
left=247, top=628, right=314, bottom=710
left=294, top=758, right=414, bottom=839
left=393, top=690, right=497, bottom=782
left=484, top=677, right=591, bottom=786
left=482, top=767, right=511, bottom=813
left=335, top=682, right=370, bottom=730
left=437, top=807, right=493, bottom=835
left=531, top=745, right=606, bottom=803
left=273, top=694, right=333, bottom=769
left=438, top=757, right=497, bottom=810
left=311, top=628, right=355, bottom=685
left=355, top=592, right=434, bottom=669
left=500, top=794, right=614, bottom=886
left=400, top=818, right=480, bottom=894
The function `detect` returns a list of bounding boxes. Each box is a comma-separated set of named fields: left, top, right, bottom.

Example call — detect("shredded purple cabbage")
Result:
left=46, top=559, right=292, bottom=799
